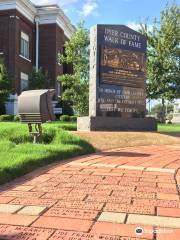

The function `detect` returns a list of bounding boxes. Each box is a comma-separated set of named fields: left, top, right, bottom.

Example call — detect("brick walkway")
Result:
left=0, top=145, right=180, bottom=239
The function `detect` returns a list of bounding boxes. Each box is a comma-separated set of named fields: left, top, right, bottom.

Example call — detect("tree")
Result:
left=0, top=58, right=11, bottom=114
left=141, top=3, right=180, bottom=122
left=151, top=103, right=174, bottom=115
left=29, top=67, right=49, bottom=90
left=58, top=21, right=90, bottom=116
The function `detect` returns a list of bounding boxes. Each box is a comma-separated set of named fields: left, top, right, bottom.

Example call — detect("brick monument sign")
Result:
left=77, top=24, right=157, bottom=131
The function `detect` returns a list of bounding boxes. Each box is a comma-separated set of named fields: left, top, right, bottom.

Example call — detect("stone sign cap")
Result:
left=18, top=89, right=55, bottom=123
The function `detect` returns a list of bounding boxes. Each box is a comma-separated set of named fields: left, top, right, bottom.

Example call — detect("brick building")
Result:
left=0, top=0, right=75, bottom=99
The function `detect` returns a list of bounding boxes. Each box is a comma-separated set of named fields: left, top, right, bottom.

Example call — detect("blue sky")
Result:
left=33, top=0, right=180, bottom=29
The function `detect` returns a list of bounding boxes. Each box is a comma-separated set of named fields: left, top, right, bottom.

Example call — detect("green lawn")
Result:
left=1, top=121, right=180, bottom=185
left=158, top=123, right=180, bottom=132
left=0, top=122, right=94, bottom=185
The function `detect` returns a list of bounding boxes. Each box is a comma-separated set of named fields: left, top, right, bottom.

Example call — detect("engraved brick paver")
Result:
left=98, top=212, right=126, bottom=223
left=104, top=203, right=155, bottom=215
left=157, top=183, right=177, bottom=189
left=47, top=175, right=72, bottom=181
left=83, top=176, right=121, bottom=185
left=1, top=191, right=44, bottom=198
left=91, top=222, right=154, bottom=239
left=17, top=206, right=47, bottom=216
left=133, top=198, right=180, bottom=208
left=156, top=177, right=176, bottom=184
left=42, top=193, right=87, bottom=201
left=21, top=177, right=51, bottom=185
left=136, top=186, right=177, bottom=194
left=0, top=145, right=180, bottom=238
left=119, top=181, right=138, bottom=187
left=32, top=216, right=93, bottom=231
left=137, top=182, right=157, bottom=187
left=157, top=193, right=179, bottom=200
left=145, top=168, right=175, bottom=173
left=32, top=181, right=60, bottom=188
left=44, top=207, right=99, bottom=220
left=86, top=195, right=132, bottom=204
left=0, top=196, right=15, bottom=204
left=156, top=227, right=180, bottom=240
left=54, top=201, right=104, bottom=211
left=127, top=214, right=180, bottom=228
left=92, top=171, right=123, bottom=177
left=49, top=230, right=149, bottom=240
left=32, top=186, right=72, bottom=193
left=117, top=166, right=145, bottom=170
left=112, top=191, right=156, bottom=199
left=157, top=207, right=180, bottom=217
left=121, top=176, right=140, bottom=182
left=96, top=184, right=135, bottom=191
left=0, top=213, right=38, bottom=226
left=10, top=197, right=57, bottom=207
left=0, top=224, right=54, bottom=240
left=70, top=188, right=112, bottom=196
left=57, top=183, right=96, bottom=189
left=11, top=185, right=35, bottom=191
left=0, top=204, right=23, bottom=214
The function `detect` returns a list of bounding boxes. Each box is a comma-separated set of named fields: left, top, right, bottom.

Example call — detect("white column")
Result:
left=35, top=16, right=40, bottom=72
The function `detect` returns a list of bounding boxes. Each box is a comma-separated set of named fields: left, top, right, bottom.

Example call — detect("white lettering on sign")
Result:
left=129, top=41, right=142, bottom=48
left=104, top=27, right=143, bottom=49
left=104, top=35, right=119, bottom=44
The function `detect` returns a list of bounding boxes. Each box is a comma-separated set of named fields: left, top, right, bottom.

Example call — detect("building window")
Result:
left=20, top=32, right=30, bottom=60
left=21, top=72, right=29, bottom=91
left=57, top=82, right=61, bottom=96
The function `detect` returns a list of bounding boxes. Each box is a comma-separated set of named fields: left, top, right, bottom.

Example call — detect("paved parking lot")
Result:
left=0, top=145, right=180, bottom=239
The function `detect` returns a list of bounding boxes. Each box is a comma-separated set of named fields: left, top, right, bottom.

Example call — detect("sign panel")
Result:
left=100, top=47, right=146, bottom=88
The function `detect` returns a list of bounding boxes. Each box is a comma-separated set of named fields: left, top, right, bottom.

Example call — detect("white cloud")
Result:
left=127, top=22, right=153, bottom=32
left=127, top=22, right=141, bottom=31
left=81, top=0, right=99, bottom=17
left=31, top=0, right=100, bottom=17
left=31, top=0, right=79, bottom=6
left=59, top=0, right=79, bottom=7
left=31, top=0, right=57, bottom=4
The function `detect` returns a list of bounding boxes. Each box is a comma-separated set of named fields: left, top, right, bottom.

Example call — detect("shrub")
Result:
left=29, top=67, right=49, bottom=89
left=70, top=116, right=77, bottom=122
left=156, top=112, right=165, bottom=123
left=0, top=58, right=11, bottom=115
left=0, top=102, right=6, bottom=115
left=58, top=123, right=77, bottom=131
left=0, top=115, right=14, bottom=121
left=14, top=115, right=20, bottom=122
left=62, top=101, right=74, bottom=116
left=60, top=115, right=71, bottom=122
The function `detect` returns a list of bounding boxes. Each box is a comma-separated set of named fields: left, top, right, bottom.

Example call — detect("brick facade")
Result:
left=39, top=24, right=64, bottom=89
left=0, top=1, right=75, bottom=95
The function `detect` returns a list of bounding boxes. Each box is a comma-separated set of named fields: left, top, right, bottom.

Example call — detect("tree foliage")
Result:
left=58, top=21, right=90, bottom=116
left=141, top=3, right=180, bottom=102
left=29, top=67, right=49, bottom=90
left=0, top=58, right=11, bottom=114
